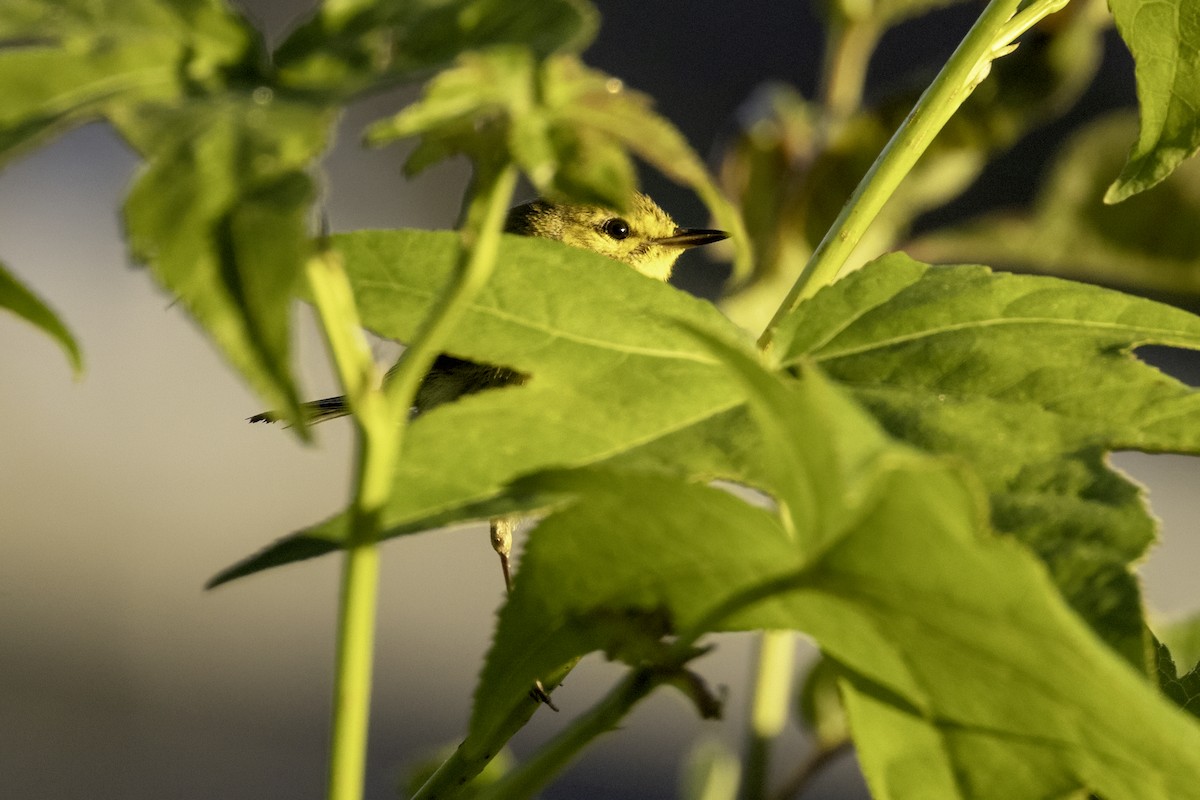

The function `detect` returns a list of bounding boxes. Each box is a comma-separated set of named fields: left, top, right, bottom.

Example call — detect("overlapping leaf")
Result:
left=208, top=230, right=754, bottom=586
left=0, top=259, right=81, bottom=373
left=773, top=253, right=1200, bottom=668
left=0, top=0, right=256, bottom=164
left=115, top=96, right=334, bottom=428
left=1155, top=639, right=1200, bottom=720
left=1107, top=0, right=1200, bottom=201
left=468, top=362, right=1200, bottom=800
left=274, top=0, right=598, bottom=95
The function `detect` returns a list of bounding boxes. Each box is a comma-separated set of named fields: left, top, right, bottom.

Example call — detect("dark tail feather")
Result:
left=248, top=395, right=349, bottom=425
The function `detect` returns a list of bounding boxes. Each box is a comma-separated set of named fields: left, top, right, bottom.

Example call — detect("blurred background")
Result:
left=2, top=1, right=1197, bottom=798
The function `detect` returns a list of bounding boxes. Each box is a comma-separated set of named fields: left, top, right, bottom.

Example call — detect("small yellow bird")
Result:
left=252, top=191, right=727, bottom=588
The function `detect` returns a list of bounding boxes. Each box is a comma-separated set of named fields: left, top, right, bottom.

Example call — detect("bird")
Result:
left=251, top=191, right=728, bottom=591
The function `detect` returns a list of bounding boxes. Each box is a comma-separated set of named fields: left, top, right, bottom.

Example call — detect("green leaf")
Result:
left=774, top=253, right=1200, bottom=669
left=116, top=95, right=335, bottom=429
left=1155, top=638, right=1200, bottom=720
left=208, top=229, right=753, bottom=587
left=1106, top=0, right=1200, bottom=201
left=274, top=0, right=598, bottom=95
left=909, top=112, right=1200, bottom=298
left=367, top=49, right=747, bottom=270
left=469, top=364, right=1200, bottom=799
left=0, top=259, right=81, bottom=374
left=0, top=0, right=257, bottom=163
left=1157, top=610, right=1200, bottom=675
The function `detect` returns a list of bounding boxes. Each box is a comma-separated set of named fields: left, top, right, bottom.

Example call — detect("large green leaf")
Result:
left=273, top=0, right=598, bottom=95
left=208, top=229, right=753, bottom=587
left=0, top=259, right=81, bottom=374
left=773, top=253, right=1200, bottom=669
left=469, top=364, right=1200, bottom=799
left=0, top=0, right=257, bottom=163
left=116, top=96, right=335, bottom=428
left=909, top=113, right=1200, bottom=297
left=1107, top=0, right=1200, bottom=201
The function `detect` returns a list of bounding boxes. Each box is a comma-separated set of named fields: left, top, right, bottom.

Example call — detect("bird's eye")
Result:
left=601, top=218, right=631, bottom=240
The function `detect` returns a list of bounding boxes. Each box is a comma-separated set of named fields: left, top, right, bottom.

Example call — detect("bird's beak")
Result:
left=656, top=227, right=729, bottom=248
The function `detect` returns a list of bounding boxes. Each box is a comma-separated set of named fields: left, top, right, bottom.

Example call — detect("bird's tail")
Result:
left=248, top=395, right=350, bottom=425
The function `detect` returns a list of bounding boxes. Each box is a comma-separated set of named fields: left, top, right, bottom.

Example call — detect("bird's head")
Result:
left=505, top=191, right=728, bottom=281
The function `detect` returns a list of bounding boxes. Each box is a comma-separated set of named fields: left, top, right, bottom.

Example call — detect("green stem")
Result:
left=383, top=162, right=520, bottom=415
left=472, top=668, right=674, bottom=800
left=758, top=0, right=1025, bottom=347
left=739, top=630, right=797, bottom=800
left=409, top=659, right=578, bottom=800
left=308, top=249, right=399, bottom=800
left=327, top=538, right=382, bottom=800
left=317, top=160, right=518, bottom=800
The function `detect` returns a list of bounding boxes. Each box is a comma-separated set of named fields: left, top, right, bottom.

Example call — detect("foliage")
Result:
left=5, top=0, right=1200, bottom=799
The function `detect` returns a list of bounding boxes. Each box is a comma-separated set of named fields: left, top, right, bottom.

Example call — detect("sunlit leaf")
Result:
left=208, top=229, right=753, bottom=586
left=470, top=364, right=1200, bottom=799
left=116, top=95, right=335, bottom=428
left=274, top=0, right=598, bottom=95
left=1106, top=0, right=1200, bottom=201
left=774, top=253, right=1200, bottom=669
left=0, top=0, right=256, bottom=164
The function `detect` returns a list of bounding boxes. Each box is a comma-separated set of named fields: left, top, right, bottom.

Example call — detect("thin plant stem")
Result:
left=383, top=162, right=519, bottom=415
left=307, top=248, right=399, bottom=800
left=470, top=663, right=721, bottom=800
left=409, top=659, right=579, bottom=800
left=739, top=630, right=797, bottom=800
left=758, top=0, right=1028, bottom=348
left=473, top=669, right=665, bottom=800
left=317, top=161, right=519, bottom=800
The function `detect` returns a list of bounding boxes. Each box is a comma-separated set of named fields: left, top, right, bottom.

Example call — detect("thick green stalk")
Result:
left=758, top=0, right=1024, bottom=347
left=317, top=161, right=518, bottom=800
left=307, top=249, right=398, bottom=800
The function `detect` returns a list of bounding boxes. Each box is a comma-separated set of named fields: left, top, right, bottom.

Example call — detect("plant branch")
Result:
left=382, top=161, right=519, bottom=416
left=758, top=0, right=1040, bottom=347
left=409, top=659, right=579, bottom=800
left=471, top=664, right=719, bottom=800
left=318, top=159, right=518, bottom=800
left=307, top=249, right=396, bottom=800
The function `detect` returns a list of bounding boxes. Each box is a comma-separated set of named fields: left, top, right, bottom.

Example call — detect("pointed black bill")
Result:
left=656, top=227, right=729, bottom=248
